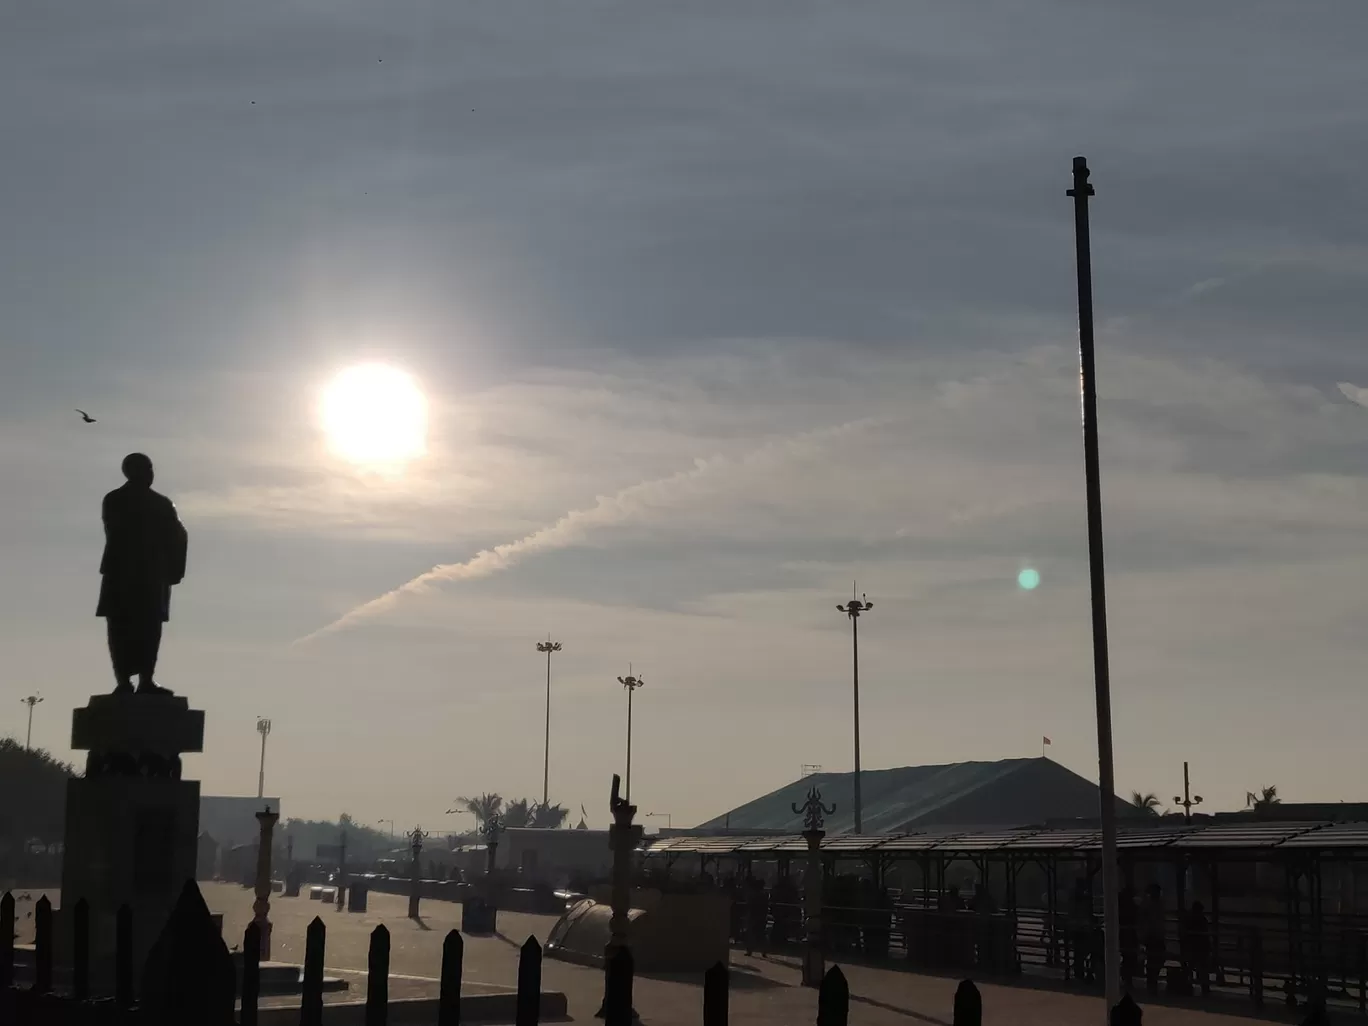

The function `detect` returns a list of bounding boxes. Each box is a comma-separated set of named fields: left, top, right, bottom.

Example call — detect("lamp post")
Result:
left=408, top=826, right=428, bottom=919
left=644, top=812, right=671, bottom=830
left=598, top=774, right=642, bottom=1021
left=792, top=787, right=835, bottom=987
left=537, top=639, right=562, bottom=807
left=1174, top=761, right=1203, bottom=824
left=618, top=669, right=645, bottom=804
left=253, top=804, right=279, bottom=959
left=20, top=695, right=43, bottom=750
left=334, top=827, right=350, bottom=910
left=377, top=818, right=395, bottom=841
left=1068, top=155, right=1121, bottom=1014
left=255, top=718, right=272, bottom=800
left=835, top=589, right=872, bottom=834
left=483, top=815, right=502, bottom=876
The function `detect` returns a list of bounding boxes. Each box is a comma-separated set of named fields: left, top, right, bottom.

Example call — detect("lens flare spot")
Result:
left=1018, top=567, right=1041, bottom=591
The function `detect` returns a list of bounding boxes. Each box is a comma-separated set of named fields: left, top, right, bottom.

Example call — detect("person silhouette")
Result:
left=97, top=453, right=187, bottom=696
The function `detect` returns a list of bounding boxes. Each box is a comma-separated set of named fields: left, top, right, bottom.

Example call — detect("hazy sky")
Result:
left=5, top=3, right=1368, bottom=832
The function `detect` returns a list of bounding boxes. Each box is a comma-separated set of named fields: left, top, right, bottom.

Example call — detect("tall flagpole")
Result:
left=1068, top=155, right=1121, bottom=1015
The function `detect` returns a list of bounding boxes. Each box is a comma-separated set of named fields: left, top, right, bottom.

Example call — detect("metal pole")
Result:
left=852, top=612, right=862, bottom=834
left=1068, top=155, right=1121, bottom=1013
left=618, top=671, right=644, bottom=806
left=837, top=594, right=870, bottom=834
left=256, top=718, right=271, bottom=800
left=21, top=696, right=42, bottom=750
left=544, top=645, right=553, bottom=806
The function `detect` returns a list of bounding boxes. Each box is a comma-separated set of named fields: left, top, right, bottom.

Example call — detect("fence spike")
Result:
left=516, top=936, right=542, bottom=1026
left=439, top=929, right=464, bottom=1026
left=703, top=961, right=729, bottom=1026
left=242, top=921, right=262, bottom=1026
left=1110, top=992, right=1142, bottom=1026
left=115, top=904, right=133, bottom=1010
left=817, top=965, right=848, bottom=1026
left=300, top=916, right=326, bottom=1026
left=953, top=979, right=981, bottom=1026
left=0, top=892, right=13, bottom=991
left=33, top=895, right=52, bottom=995
left=367, top=924, right=391, bottom=1026
left=73, top=898, right=90, bottom=1001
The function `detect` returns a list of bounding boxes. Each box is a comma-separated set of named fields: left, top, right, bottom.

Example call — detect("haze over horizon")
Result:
left=5, top=4, right=1368, bottom=831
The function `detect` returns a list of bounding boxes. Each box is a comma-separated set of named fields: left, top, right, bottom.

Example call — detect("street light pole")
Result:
left=20, top=696, right=43, bottom=750
left=256, top=718, right=272, bottom=800
left=618, top=668, right=645, bottom=804
left=377, top=818, right=395, bottom=841
left=836, top=589, right=872, bottom=834
left=1068, top=155, right=1121, bottom=1015
left=537, top=638, right=562, bottom=807
left=1174, top=761, right=1203, bottom=824
left=644, top=812, right=671, bottom=829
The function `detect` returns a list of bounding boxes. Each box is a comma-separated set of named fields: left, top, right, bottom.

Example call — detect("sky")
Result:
left=5, top=3, right=1368, bottom=833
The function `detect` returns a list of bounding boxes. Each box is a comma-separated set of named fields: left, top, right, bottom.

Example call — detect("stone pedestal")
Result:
left=59, top=693, right=205, bottom=988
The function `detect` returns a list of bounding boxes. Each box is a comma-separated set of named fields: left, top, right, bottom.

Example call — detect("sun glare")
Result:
left=321, top=364, right=428, bottom=467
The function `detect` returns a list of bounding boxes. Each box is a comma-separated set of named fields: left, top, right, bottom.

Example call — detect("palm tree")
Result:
left=531, top=802, right=570, bottom=829
left=503, top=797, right=534, bottom=828
left=1130, top=791, right=1162, bottom=816
left=454, top=792, right=503, bottom=829
left=1246, top=785, right=1280, bottom=810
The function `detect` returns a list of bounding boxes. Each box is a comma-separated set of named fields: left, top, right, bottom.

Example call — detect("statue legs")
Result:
left=105, top=616, right=171, bottom=696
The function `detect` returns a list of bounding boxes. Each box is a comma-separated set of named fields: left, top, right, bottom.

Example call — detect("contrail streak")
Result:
left=294, top=417, right=879, bottom=644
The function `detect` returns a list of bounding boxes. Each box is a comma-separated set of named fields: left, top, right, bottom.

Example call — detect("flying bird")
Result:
left=76, top=409, right=96, bottom=423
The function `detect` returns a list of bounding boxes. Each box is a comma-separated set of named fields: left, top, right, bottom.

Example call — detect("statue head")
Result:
left=121, top=452, right=154, bottom=488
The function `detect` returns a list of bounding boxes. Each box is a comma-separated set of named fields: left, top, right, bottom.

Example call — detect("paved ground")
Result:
left=9, top=883, right=1306, bottom=1025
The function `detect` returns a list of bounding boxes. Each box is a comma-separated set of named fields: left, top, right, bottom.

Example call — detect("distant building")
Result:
left=495, top=827, right=615, bottom=885
left=696, top=757, right=1135, bottom=834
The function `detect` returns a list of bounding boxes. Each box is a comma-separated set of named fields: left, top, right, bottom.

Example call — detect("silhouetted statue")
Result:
left=97, top=453, right=187, bottom=696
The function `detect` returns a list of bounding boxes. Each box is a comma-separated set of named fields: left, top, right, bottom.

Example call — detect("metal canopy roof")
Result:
left=640, top=822, right=1367, bottom=859
left=1279, top=823, right=1368, bottom=850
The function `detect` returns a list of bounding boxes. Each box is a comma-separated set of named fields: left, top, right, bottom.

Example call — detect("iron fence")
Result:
left=2, top=885, right=865, bottom=1026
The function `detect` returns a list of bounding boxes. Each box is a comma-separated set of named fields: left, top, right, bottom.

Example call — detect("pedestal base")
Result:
left=58, top=693, right=205, bottom=988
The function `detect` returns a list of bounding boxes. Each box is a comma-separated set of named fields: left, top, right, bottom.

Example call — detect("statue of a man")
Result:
left=97, top=453, right=188, bottom=696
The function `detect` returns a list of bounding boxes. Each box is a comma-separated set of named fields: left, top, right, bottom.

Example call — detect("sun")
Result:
left=320, top=364, right=428, bottom=467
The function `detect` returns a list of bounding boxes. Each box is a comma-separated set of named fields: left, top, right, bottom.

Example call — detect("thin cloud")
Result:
left=294, top=417, right=880, bottom=643
left=1338, top=382, right=1368, bottom=408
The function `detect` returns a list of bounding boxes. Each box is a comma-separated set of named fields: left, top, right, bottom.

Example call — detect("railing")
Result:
left=738, top=896, right=1361, bottom=1013
left=2, top=886, right=865, bottom=1026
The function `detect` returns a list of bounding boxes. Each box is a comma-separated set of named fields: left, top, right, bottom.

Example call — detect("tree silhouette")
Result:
left=531, top=802, right=570, bottom=829
left=503, top=798, right=533, bottom=828
left=1130, top=791, right=1162, bottom=816
left=0, top=740, right=74, bottom=871
left=1246, top=785, right=1281, bottom=810
left=454, top=793, right=503, bottom=829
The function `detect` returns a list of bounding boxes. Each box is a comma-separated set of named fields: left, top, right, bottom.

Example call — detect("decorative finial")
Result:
left=791, top=786, right=837, bottom=832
